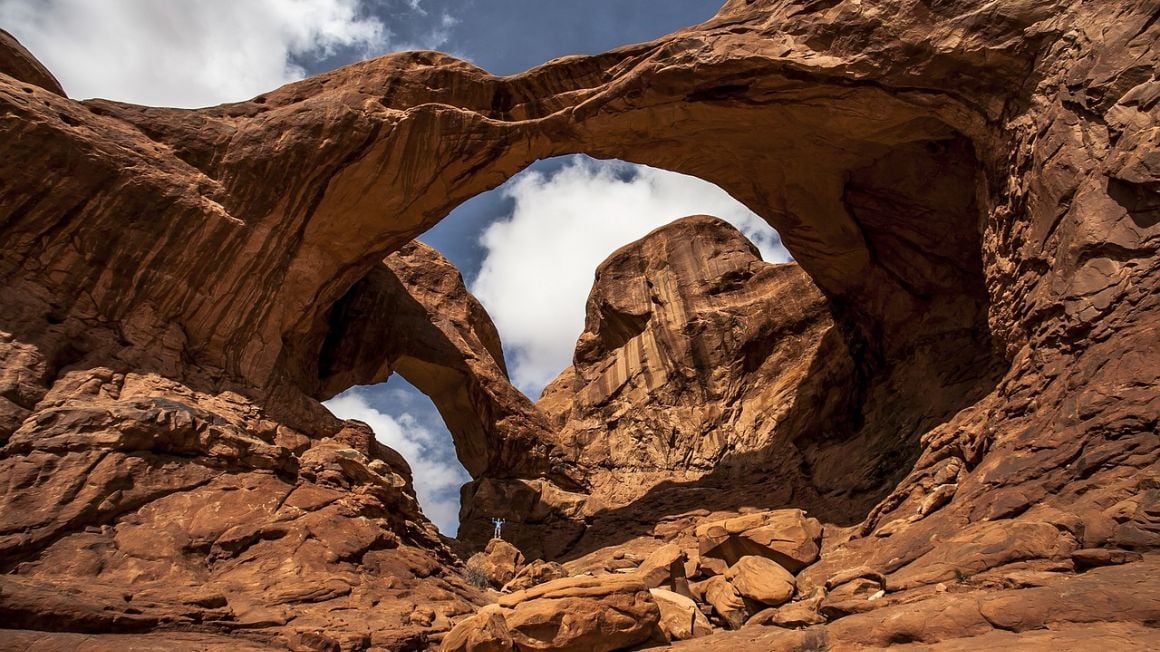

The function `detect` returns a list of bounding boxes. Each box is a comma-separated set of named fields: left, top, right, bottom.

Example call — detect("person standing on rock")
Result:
left=492, top=518, right=505, bottom=540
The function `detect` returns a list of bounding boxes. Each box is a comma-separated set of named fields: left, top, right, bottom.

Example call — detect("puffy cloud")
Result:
left=470, top=156, right=790, bottom=398
left=324, top=385, right=469, bottom=535
left=0, top=0, right=410, bottom=107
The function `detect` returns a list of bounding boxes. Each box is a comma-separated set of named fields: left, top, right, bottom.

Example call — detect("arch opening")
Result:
left=223, top=28, right=1025, bottom=558
left=306, top=127, right=1006, bottom=556
left=324, top=375, right=470, bottom=536
left=431, top=154, right=791, bottom=400
left=315, top=155, right=790, bottom=537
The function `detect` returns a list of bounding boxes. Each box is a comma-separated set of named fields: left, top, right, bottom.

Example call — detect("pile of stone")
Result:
left=654, top=508, right=825, bottom=632
left=464, top=538, right=569, bottom=593
left=443, top=509, right=831, bottom=651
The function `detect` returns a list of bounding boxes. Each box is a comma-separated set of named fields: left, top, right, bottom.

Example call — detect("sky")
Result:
left=0, top=0, right=792, bottom=535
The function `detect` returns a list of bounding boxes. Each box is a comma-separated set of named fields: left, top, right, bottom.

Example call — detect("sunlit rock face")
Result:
left=466, top=211, right=999, bottom=561
left=2, top=0, right=1159, bottom=648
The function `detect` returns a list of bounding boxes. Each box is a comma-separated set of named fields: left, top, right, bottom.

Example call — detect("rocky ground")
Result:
left=1, top=0, right=1158, bottom=650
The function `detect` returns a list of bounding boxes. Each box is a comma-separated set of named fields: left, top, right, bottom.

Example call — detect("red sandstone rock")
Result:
left=696, top=509, right=823, bottom=574
left=725, top=556, right=796, bottom=608
left=636, top=543, right=689, bottom=590
left=700, top=575, right=749, bottom=630
left=466, top=538, right=526, bottom=589
left=1, top=0, right=1158, bottom=648
left=501, top=559, right=569, bottom=593
left=442, top=575, right=662, bottom=652
left=650, top=588, right=713, bottom=642
left=0, top=28, right=64, bottom=96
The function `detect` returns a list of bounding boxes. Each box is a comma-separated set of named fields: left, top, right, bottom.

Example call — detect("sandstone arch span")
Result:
left=5, top=0, right=1005, bottom=481
left=1, top=0, right=1157, bottom=646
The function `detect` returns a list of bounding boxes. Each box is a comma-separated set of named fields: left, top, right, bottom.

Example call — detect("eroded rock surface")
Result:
left=0, top=242, right=505, bottom=648
left=2, top=0, right=1158, bottom=649
left=441, top=576, right=661, bottom=652
left=465, top=539, right=525, bottom=589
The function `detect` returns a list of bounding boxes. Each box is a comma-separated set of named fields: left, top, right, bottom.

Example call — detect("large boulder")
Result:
left=701, top=575, right=749, bottom=630
left=501, top=559, right=569, bottom=593
left=650, top=588, right=712, bottom=641
left=439, top=605, right=513, bottom=652
left=696, top=509, right=823, bottom=573
left=726, top=556, right=796, bottom=607
left=466, top=539, right=525, bottom=588
left=441, top=575, right=661, bottom=652
left=636, top=543, right=688, bottom=590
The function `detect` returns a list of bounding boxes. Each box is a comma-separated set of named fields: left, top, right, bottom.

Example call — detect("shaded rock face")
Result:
left=0, top=237, right=498, bottom=647
left=0, top=364, right=480, bottom=647
left=1, top=0, right=1158, bottom=649
left=314, top=241, right=571, bottom=483
left=0, top=29, right=64, bottom=97
left=501, top=215, right=996, bottom=560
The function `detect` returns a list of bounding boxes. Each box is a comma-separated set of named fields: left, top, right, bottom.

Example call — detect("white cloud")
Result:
left=395, top=10, right=457, bottom=52
left=324, top=387, right=470, bottom=535
left=470, top=156, right=791, bottom=398
left=0, top=0, right=397, bottom=107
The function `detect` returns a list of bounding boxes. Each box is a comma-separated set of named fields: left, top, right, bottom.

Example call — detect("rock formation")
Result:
left=1, top=0, right=1158, bottom=649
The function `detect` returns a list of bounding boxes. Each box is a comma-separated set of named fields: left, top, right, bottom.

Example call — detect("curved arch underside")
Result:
left=2, top=0, right=1010, bottom=474
left=1, top=0, right=1158, bottom=645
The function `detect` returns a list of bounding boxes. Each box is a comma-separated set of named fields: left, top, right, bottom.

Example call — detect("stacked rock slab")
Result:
left=1, top=0, right=1158, bottom=649
left=0, top=249, right=492, bottom=647
left=696, top=509, right=823, bottom=574
left=674, top=509, right=821, bottom=631
left=440, top=576, right=661, bottom=652
left=465, top=539, right=526, bottom=589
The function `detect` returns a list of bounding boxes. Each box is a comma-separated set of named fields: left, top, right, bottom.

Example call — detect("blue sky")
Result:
left=1, top=0, right=790, bottom=535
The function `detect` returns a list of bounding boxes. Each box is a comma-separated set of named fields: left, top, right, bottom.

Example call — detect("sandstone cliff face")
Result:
left=487, top=214, right=1002, bottom=561
left=1, top=0, right=1159, bottom=649
left=541, top=215, right=831, bottom=474
left=0, top=248, right=489, bottom=650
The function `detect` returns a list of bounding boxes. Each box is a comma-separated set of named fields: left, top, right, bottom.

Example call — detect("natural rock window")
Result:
left=324, top=376, right=470, bottom=536
left=2, top=1, right=1157, bottom=648
left=319, top=155, right=788, bottom=537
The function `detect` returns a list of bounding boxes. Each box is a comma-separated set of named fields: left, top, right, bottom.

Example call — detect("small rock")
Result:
left=407, top=605, right=436, bottom=627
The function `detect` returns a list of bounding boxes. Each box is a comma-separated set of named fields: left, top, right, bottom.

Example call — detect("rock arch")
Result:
left=1, top=0, right=1158, bottom=644
left=4, top=1, right=1003, bottom=468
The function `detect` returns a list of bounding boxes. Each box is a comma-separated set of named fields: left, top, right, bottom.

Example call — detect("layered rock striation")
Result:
left=1, top=0, right=1158, bottom=649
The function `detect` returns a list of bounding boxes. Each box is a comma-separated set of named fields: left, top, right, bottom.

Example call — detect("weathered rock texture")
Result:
left=0, top=242, right=498, bottom=647
left=0, top=29, right=64, bottom=97
left=316, top=241, right=573, bottom=484
left=2, top=0, right=1159, bottom=649
left=442, top=575, right=661, bottom=652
